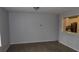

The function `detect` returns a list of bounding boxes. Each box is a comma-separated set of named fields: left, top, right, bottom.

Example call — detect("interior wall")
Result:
left=59, top=10, right=79, bottom=51
left=0, top=8, right=9, bottom=52
left=9, top=12, right=59, bottom=44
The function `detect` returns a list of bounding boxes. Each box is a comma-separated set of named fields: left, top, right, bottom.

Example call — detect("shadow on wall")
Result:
left=0, top=33, right=2, bottom=47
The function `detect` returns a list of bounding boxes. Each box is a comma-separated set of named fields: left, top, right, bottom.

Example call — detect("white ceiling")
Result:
left=4, top=7, right=79, bottom=14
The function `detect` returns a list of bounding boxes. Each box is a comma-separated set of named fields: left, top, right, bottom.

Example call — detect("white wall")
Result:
left=59, top=10, right=79, bottom=51
left=0, top=8, right=9, bottom=52
left=9, top=12, right=59, bottom=44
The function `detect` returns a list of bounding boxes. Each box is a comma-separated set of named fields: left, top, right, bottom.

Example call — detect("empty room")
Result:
left=0, top=7, right=79, bottom=52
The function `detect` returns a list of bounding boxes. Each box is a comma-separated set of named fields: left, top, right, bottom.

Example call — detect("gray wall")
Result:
left=59, top=10, right=79, bottom=51
left=0, top=8, right=9, bottom=51
left=9, top=12, right=59, bottom=44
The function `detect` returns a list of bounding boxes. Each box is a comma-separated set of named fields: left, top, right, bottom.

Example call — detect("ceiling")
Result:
left=4, top=7, right=79, bottom=14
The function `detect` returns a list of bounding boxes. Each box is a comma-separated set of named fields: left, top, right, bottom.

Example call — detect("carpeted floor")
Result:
left=7, top=41, right=76, bottom=52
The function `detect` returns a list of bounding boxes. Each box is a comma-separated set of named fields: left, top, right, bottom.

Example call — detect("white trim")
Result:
left=2, top=44, right=10, bottom=52
left=59, top=41, right=78, bottom=52
left=10, top=40, right=58, bottom=44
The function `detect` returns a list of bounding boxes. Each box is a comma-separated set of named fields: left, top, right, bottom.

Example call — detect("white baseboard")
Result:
left=2, top=44, right=10, bottom=52
left=59, top=41, right=78, bottom=52
left=10, top=40, right=58, bottom=45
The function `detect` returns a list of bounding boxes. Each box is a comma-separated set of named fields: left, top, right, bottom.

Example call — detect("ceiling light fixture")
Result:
left=33, top=7, right=40, bottom=11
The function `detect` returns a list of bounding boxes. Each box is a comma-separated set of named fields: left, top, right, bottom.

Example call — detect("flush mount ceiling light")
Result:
left=33, top=7, right=40, bottom=11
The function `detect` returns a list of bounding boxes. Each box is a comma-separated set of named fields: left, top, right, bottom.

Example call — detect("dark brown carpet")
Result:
left=7, top=41, right=76, bottom=52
